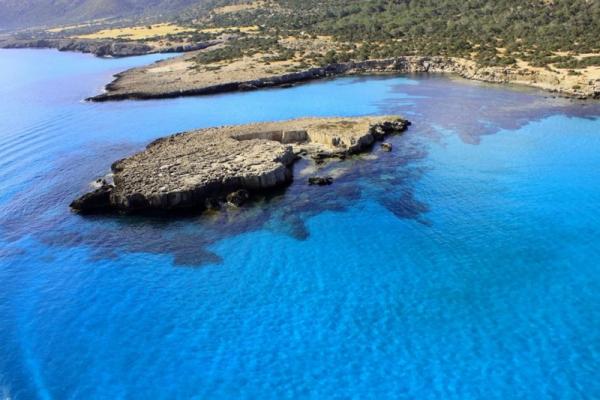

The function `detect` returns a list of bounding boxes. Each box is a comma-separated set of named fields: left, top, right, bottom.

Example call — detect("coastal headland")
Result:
left=71, top=116, right=410, bottom=214
left=87, top=54, right=600, bottom=102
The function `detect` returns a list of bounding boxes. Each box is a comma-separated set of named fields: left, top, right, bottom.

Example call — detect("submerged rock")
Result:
left=72, top=116, right=409, bottom=214
left=308, top=176, right=334, bottom=186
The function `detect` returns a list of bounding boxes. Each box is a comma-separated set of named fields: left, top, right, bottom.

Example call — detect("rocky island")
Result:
left=71, top=116, right=409, bottom=214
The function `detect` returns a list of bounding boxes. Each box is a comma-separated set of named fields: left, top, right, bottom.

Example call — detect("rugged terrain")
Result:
left=3, top=1, right=600, bottom=98
left=71, top=116, right=409, bottom=214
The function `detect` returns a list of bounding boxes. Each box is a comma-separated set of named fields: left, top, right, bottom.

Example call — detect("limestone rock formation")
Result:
left=69, top=183, right=114, bottom=214
left=71, top=116, right=409, bottom=214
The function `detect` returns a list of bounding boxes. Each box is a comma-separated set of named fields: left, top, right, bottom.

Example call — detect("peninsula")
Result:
left=71, top=116, right=409, bottom=214
left=88, top=55, right=600, bottom=102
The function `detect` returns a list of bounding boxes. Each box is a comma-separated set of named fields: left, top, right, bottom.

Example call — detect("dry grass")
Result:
left=75, top=23, right=193, bottom=40
left=213, top=1, right=266, bottom=14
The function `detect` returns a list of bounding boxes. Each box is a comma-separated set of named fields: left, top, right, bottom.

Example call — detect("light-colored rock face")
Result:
left=110, top=132, right=294, bottom=210
left=71, top=116, right=409, bottom=213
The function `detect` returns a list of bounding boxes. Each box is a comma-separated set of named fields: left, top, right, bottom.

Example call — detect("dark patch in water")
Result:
left=377, top=74, right=600, bottom=144
left=380, top=189, right=430, bottom=220
left=267, top=214, right=310, bottom=241
left=0, top=130, right=433, bottom=267
left=0, top=247, right=26, bottom=260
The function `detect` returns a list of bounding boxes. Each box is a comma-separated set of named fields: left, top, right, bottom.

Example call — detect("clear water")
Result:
left=0, top=49, right=599, bottom=399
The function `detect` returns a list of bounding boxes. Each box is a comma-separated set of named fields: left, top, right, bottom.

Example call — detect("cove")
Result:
left=0, top=49, right=599, bottom=399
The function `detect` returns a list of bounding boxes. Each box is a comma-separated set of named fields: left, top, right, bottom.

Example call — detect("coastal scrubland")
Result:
left=3, top=0, right=600, bottom=98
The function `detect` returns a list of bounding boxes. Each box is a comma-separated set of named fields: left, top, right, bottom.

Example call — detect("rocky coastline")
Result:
left=3, top=35, right=597, bottom=99
left=71, top=116, right=409, bottom=214
left=0, top=37, right=217, bottom=58
left=89, top=56, right=600, bottom=102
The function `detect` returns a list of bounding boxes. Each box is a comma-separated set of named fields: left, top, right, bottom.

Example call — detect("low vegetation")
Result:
left=182, top=0, right=600, bottom=69
left=8, top=0, right=600, bottom=78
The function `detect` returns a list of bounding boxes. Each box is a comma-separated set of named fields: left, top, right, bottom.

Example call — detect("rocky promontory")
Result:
left=88, top=55, right=600, bottom=102
left=71, top=116, right=410, bottom=214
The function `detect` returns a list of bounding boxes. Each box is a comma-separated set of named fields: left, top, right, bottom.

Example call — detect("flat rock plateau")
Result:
left=71, top=116, right=410, bottom=214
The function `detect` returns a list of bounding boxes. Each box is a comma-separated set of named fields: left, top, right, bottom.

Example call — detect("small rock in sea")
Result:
left=381, top=142, right=393, bottom=152
left=308, top=176, right=334, bottom=186
left=226, top=189, right=250, bottom=207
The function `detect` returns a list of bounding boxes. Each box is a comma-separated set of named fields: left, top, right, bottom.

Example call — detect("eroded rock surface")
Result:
left=71, top=116, right=409, bottom=214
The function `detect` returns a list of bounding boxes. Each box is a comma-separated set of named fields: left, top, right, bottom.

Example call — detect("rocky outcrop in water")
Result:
left=71, top=116, right=409, bottom=214
left=308, top=176, right=334, bottom=186
left=69, top=183, right=114, bottom=213
left=381, top=143, right=393, bottom=152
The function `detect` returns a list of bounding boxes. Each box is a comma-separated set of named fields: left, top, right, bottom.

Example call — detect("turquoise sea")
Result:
left=0, top=49, right=599, bottom=399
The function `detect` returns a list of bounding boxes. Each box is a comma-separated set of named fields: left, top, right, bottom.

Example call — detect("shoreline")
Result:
left=2, top=40, right=598, bottom=100
left=87, top=56, right=600, bottom=102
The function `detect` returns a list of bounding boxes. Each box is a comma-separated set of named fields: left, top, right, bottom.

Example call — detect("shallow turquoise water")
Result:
left=0, top=49, right=599, bottom=399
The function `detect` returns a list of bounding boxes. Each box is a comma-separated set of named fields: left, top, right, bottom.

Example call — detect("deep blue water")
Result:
left=0, top=49, right=599, bottom=399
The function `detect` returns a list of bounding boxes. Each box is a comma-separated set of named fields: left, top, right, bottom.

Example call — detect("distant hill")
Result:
left=0, top=0, right=206, bottom=29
